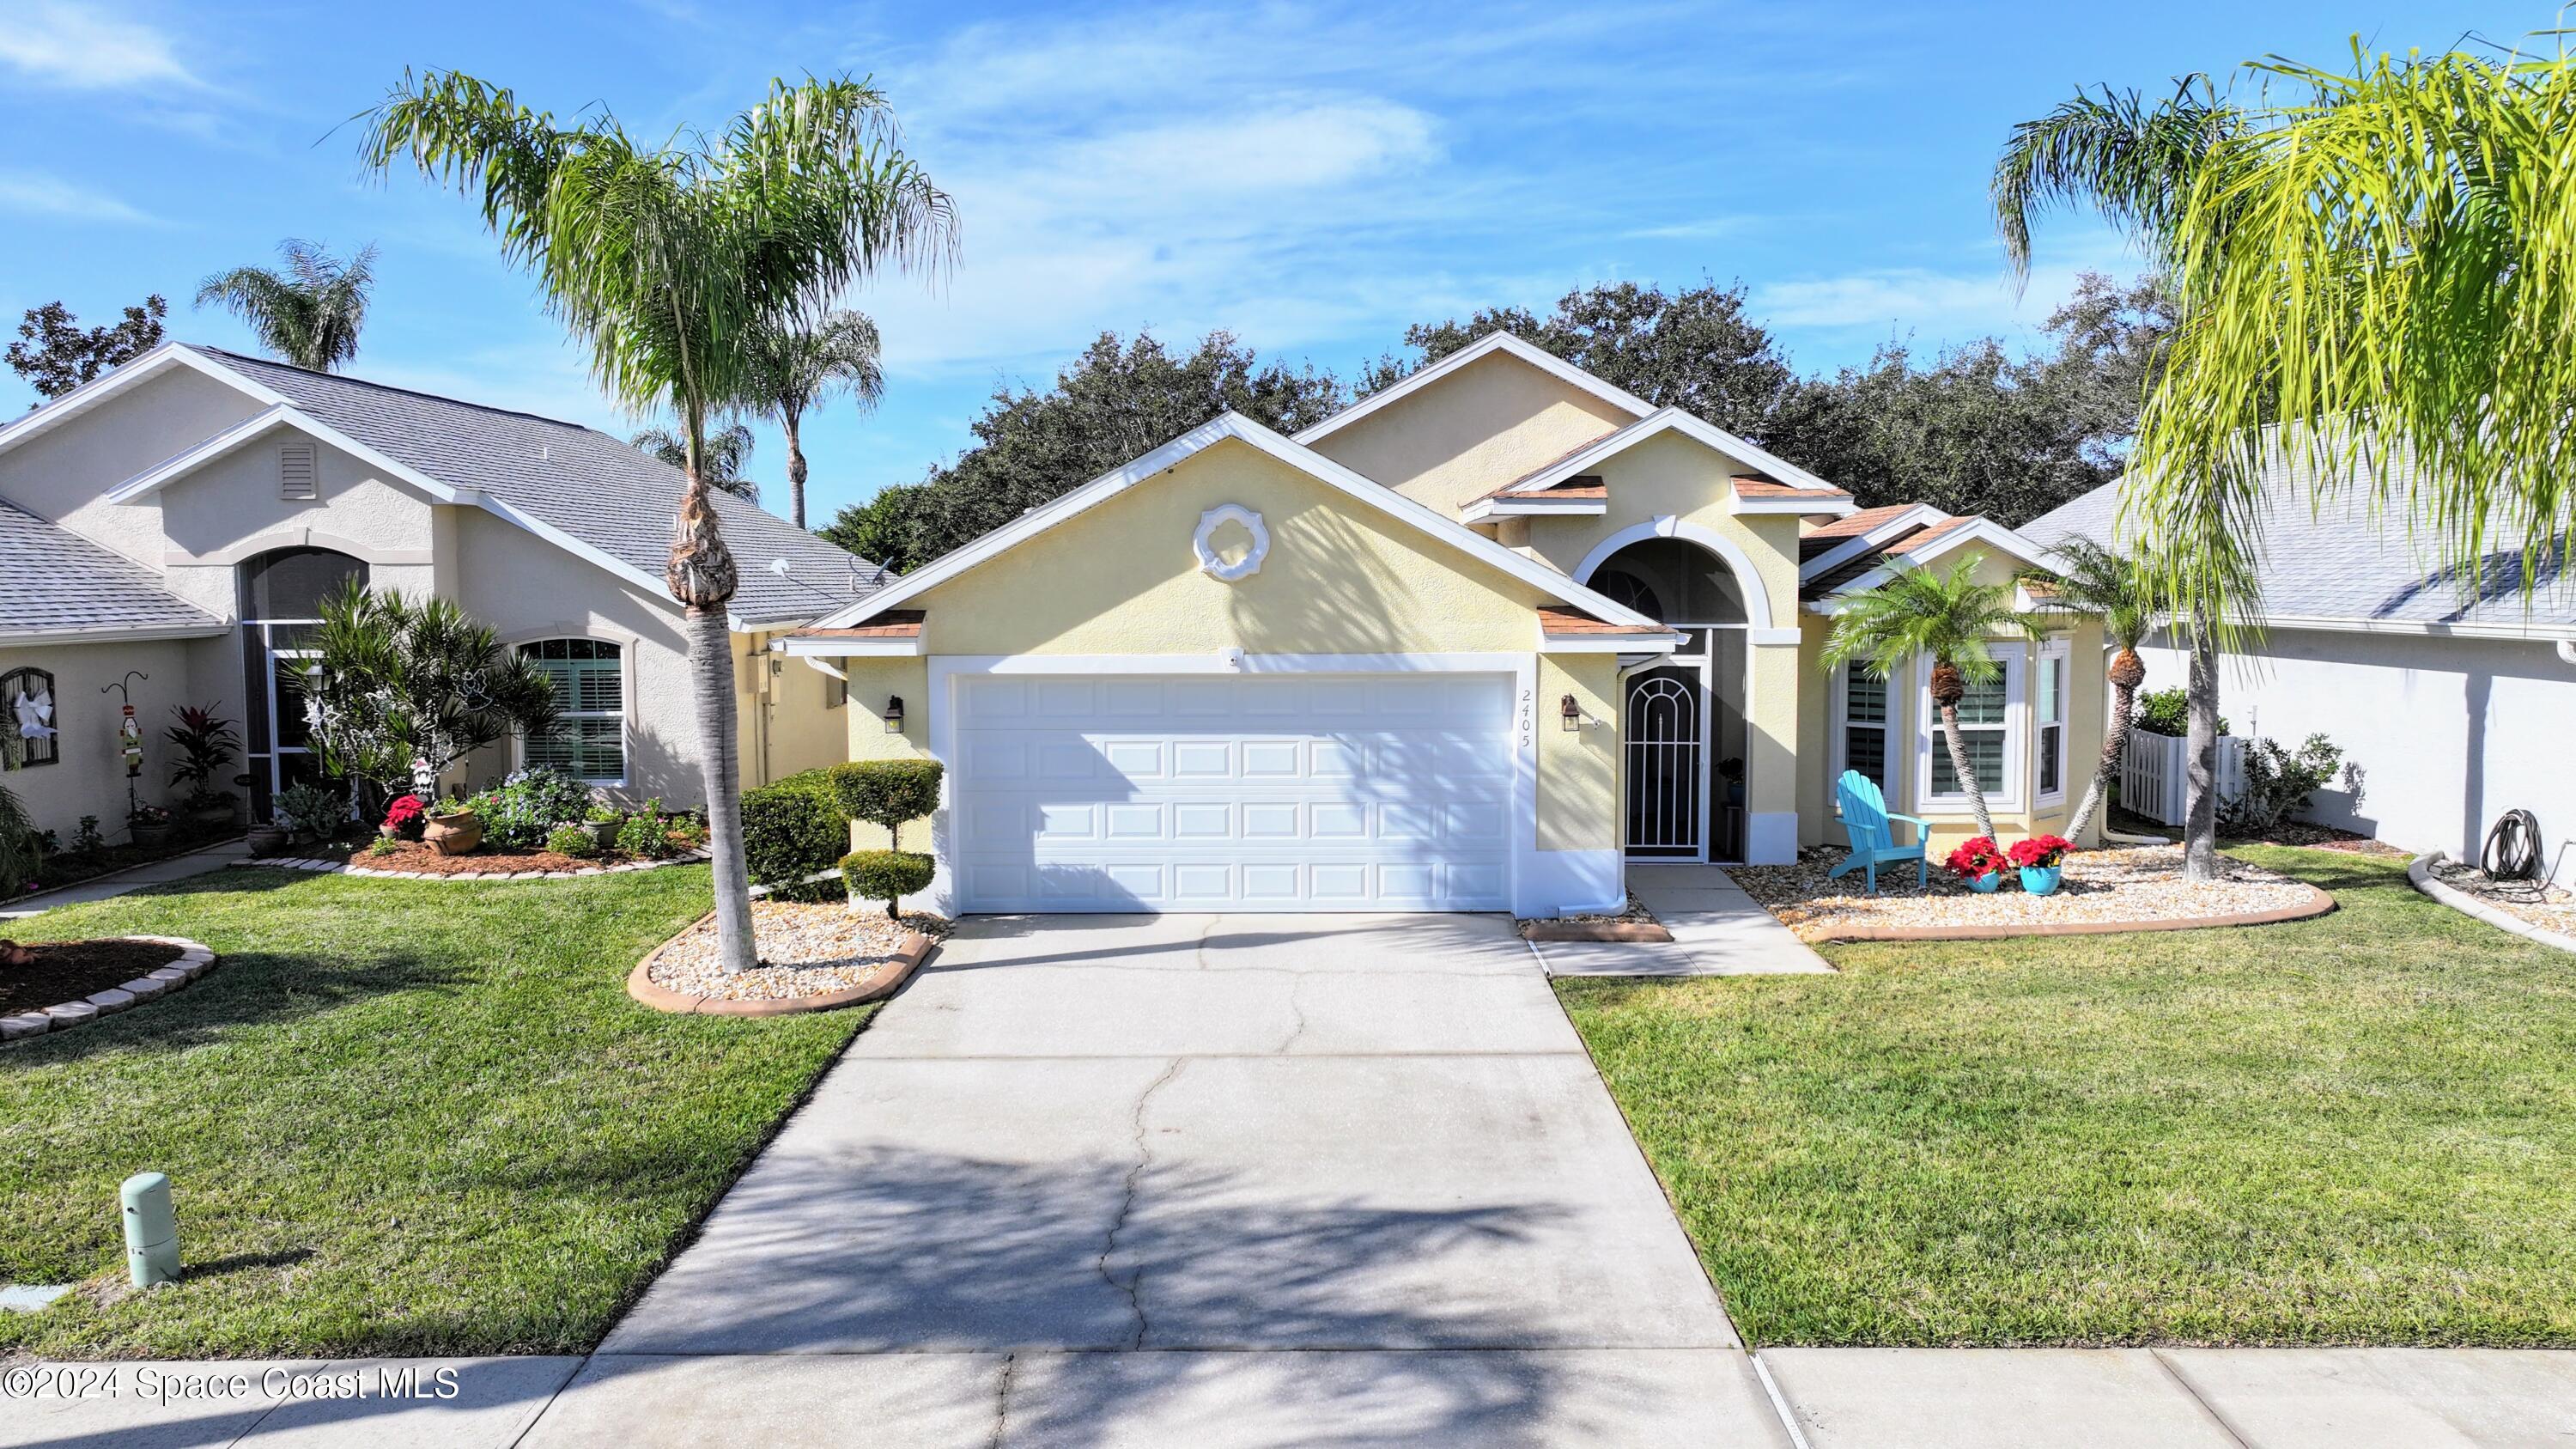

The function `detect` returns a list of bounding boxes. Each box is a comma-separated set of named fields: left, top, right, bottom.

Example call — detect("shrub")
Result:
left=367, top=835, right=404, bottom=858
left=0, top=782, right=39, bottom=898
left=1944, top=835, right=2005, bottom=878
left=469, top=768, right=593, bottom=849
left=2219, top=734, right=2343, bottom=836
left=841, top=849, right=933, bottom=919
left=382, top=794, right=427, bottom=838
left=545, top=824, right=597, bottom=857
left=830, top=759, right=943, bottom=850
left=2008, top=834, right=2073, bottom=870
left=275, top=782, right=346, bottom=839
left=2134, top=687, right=2231, bottom=739
left=617, top=799, right=674, bottom=859
left=743, top=770, right=847, bottom=901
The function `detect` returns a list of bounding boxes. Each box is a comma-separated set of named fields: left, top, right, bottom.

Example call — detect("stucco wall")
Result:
left=1305, top=353, right=1635, bottom=515
left=0, top=638, right=204, bottom=841
left=840, top=654, right=932, bottom=850
left=0, top=364, right=264, bottom=571
left=2131, top=626, right=2576, bottom=878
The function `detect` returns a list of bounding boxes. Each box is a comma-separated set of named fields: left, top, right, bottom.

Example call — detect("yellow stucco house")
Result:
left=789, top=334, right=2102, bottom=918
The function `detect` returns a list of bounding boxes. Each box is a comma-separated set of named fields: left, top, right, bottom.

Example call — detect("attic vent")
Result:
left=279, top=442, right=318, bottom=501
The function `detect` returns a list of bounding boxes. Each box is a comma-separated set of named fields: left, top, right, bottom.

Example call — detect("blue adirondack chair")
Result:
left=1829, top=770, right=1930, bottom=893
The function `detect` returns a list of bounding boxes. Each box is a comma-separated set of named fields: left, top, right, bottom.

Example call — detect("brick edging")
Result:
left=1799, top=883, right=2336, bottom=943
left=232, top=847, right=713, bottom=882
left=626, top=916, right=936, bottom=1017
left=0, top=935, right=218, bottom=1044
left=2407, top=851, right=2576, bottom=955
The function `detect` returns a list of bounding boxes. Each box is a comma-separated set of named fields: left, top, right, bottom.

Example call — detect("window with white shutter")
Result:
left=519, top=639, right=627, bottom=783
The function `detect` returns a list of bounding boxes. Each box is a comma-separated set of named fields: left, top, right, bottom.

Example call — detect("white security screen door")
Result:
left=949, top=673, right=1513, bottom=912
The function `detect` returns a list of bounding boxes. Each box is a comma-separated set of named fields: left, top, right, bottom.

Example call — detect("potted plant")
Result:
left=274, top=782, right=346, bottom=847
left=246, top=818, right=289, bottom=855
left=583, top=803, right=623, bottom=850
left=127, top=803, right=174, bottom=849
left=1944, top=835, right=2007, bottom=892
left=2009, top=834, right=2073, bottom=896
left=165, top=704, right=243, bottom=828
left=423, top=799, right=483, bottom=855
left=381, top=794, right=428, bottom=841
left=1717, top=757, right=1747, bottom=807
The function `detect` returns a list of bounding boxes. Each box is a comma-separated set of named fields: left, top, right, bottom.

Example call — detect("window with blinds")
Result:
left=2036, top=642, right=2068, bottom=800
left=1948, top=674, right=2008, bottom=795
left=519, top=639, right=625, bottom=782
left=1842, top=669, right=1888, bottom=791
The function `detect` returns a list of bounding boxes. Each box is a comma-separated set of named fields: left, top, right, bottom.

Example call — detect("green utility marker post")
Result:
left=121, top=1172, right=179, bottom=1288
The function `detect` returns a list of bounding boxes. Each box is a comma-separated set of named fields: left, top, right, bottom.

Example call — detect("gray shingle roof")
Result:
left=0, top=499, right=222, bottom=637
left=2020, top=449, right=2576, bottom=632
left=186, top=346, right=889, bottom=626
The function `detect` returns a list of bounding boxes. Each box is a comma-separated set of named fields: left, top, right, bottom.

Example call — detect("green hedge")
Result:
left=841, top=849, right=935, bottom=917
left=743, top=770, right=848, bottom=902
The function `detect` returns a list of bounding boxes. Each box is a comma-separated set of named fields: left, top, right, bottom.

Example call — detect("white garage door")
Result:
left=950, top=673, right=1515, bottom=913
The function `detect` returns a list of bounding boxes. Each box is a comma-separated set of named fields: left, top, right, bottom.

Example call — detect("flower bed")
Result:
left=0, top=935, right=216, bottom=1041
left=235, top=843, right=711, bottom=880
left=631, top=900, right=946, bottom=1014
left=1731, top=843, right=2330, bottom=942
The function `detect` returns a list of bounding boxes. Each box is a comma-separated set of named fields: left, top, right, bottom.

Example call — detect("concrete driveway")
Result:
left=589, top=912, right=1787, bottom=1446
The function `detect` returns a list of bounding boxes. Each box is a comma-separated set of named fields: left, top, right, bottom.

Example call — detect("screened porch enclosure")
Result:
left=1590, top=538, right=1753, bottom=863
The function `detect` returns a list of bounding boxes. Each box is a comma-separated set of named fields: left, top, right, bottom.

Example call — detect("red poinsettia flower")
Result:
left=2008, top=834, right=2073, bottom=869
left=1944, top=836, right=2004, bottom=877
left=382, top=795, right=427, bottom=837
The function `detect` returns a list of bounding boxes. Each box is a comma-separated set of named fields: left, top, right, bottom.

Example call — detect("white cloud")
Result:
left=0, top=3, right=200, bottom=89
left=1753, top=268, right=2029, bottom=330
left=0, top=170, right=159, bottom=224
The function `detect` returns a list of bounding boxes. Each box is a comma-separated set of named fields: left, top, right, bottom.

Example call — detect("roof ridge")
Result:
left=190, top=345, right=614, bottom=437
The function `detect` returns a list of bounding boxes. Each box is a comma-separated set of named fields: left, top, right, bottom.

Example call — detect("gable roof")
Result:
left=1795, top=504, right=2061, bottom=606
left=1493, top=405, right=1852, bottom=505
left=0, top=344, right=888, bottom=629
left=795, top=411, right=1670, bottom=636
left=0, top=499, right=223, bottom=642
left=1293, top=332, right=1655, bottom=446
left=2022, top=464, right=2576, bottom=636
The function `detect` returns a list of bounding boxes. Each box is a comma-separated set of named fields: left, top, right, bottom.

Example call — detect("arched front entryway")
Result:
left=1582, top=531, right=1753, bottom=862
left=237, top=546, right=368, bottom=816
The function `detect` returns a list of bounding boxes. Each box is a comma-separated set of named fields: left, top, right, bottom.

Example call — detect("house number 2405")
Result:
left=1519, top=688, right=1534, bottom=751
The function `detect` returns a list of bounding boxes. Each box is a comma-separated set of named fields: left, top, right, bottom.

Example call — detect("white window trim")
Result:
left=1915, top=650, right=2025, bottom=815
left=1827, top=662, right=1899, bottom=813
left=2035, top=636, right=2070, bottom=807
left=515, top=639, right=631, bottom=788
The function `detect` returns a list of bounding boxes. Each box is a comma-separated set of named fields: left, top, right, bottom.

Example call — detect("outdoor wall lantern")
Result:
left=1559, top=693, right=1581, bottom=732
left=883, top=695, right=905, bottom=734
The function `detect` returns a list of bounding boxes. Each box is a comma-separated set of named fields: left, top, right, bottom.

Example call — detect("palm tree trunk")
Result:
left=1938, top=701, right=1997, bottom=841
left=785, top=414, right=809, bottom=530
left=2064, top=677, right=2139, bottom=843
left=685, top=604, right=757, bottom=970
left=2184, top=618, right=2221, bottom=882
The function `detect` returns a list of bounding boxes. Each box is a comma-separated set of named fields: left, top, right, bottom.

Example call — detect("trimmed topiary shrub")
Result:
left=829, top=759, right=944, bottom=851
left=841, top=849, right=934, bottom=919
left=545, top=824, right=597, bottom=858
left=743, top=770, right=848, bottom=902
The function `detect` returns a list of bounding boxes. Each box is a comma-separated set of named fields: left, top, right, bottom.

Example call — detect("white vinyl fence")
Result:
left=2118, top=728, right=2245, bottom=828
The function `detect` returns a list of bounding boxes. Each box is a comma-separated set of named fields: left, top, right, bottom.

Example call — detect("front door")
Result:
left=1625, top=667, right=1703, bottom=860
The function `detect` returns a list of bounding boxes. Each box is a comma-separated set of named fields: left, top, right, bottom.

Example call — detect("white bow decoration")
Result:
left=14, top=686, right=54, bottom=741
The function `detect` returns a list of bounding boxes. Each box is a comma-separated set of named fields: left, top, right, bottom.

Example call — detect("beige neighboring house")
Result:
left=0, top=343, right=879, bottom=839
left=789, top=332, right=2104, bottom=919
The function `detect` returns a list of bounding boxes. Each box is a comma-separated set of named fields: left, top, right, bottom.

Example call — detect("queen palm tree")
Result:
left=2026, top=536, right=2157, bottom=843
left=361, top=70, right=953, bottom=972
left=741, top=309, right=882, bottom=528
left=1994, top=78, right=2247, bottom=881
left=1821, top=559, right=2046, bottom=843
left=194, top=240, right=378, bottom=372
left=630, top=423, right=758, bottom=502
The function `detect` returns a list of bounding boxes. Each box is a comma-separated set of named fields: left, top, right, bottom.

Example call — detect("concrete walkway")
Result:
left=0, top=839, right=250, bottom=921
left=1531, top=863, right=1833, bottom=977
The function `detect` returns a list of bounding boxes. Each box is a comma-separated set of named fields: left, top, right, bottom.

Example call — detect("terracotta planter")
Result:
left=423, top=810, right=483, bottom=856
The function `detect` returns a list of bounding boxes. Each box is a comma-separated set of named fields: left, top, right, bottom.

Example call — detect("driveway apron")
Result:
left=600, top=912, right=1779, bottom=1445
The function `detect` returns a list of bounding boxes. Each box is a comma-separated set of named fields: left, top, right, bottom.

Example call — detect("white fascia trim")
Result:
left=1826, top=517, right=2064, bottom=600
left=1540, top=632, right=1684, bottom=654
left=0, top=344, right=294, bottom=461
left=1735, top=495, right=1859, bottom=517
left=1457, top=495, right=1608, bottom=524
left=1293, top=332, right=1656, bottom=445
left=3, top=622, right=231, bottom=646
left=1796, top=503, right=1953, bottom=584
left=2251, top=612, right=2576, bottom=642
left=1498, top=407, right=1849, bottom=501
left=777, top=635, right=921, bottom=657
left=802, top=412, right=1666, bottom=633
left=1571, top=516, right=1778, bottom=631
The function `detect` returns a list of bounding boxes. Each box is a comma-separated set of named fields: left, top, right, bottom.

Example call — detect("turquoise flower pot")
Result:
left=2020, top=865, right=2063, bottom=896
left=1966, top=870, right=2002, bottom=893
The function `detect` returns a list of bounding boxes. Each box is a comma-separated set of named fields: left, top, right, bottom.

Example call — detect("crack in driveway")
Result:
left=1097, top=1056, right=1186, bottom=1349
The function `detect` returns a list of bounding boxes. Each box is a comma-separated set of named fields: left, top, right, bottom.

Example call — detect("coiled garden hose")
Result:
left=2482, top=808, right=2543, bottom=884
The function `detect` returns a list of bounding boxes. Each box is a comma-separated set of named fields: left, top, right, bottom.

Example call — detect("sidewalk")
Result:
left=8, top=1346, right=2572, bottom=1446
left=1530, top=863, right=1834, bottom=977
left=0, top=839, right=251, bottom=921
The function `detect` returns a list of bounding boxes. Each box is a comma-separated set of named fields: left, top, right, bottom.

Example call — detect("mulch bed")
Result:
left=0, top=939, right=185, bottom=1016
left=327, top=840, right=671, bottom=875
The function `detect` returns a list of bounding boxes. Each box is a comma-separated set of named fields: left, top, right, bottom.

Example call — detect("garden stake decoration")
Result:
left=103, top=670, right=149, bottom=824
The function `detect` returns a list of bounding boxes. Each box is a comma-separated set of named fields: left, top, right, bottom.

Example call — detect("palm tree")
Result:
left=193, top=240, right=378, bottom=371
left=1821, top=559, right=2045, bottom=843
left=1994, top=79, right=2246, bottom=881
left=2026, top=537, right=2157, bottom=843
left=741, top=310, right=882, bottom=528
left=361, top=70, right=953, bottom=973
left=631, top=423, right=758, bottom=502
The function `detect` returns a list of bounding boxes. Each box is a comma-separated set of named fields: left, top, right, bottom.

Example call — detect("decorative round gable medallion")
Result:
left=1194, top=504, right=1270, bottom=583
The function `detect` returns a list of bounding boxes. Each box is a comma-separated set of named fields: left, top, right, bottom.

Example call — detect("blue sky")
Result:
left=0, top=1, right=2521, bottom=525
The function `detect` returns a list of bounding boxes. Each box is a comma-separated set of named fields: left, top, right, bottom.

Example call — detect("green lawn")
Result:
left=0, top=867, right=871, bottom=1360
left=1560, top=846, right=2576, bottom=1348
